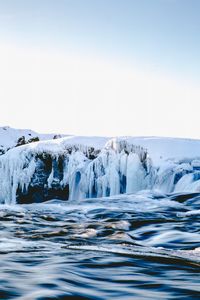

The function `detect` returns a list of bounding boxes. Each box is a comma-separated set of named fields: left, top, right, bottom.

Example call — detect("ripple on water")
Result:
left=0, top=192, right=199, bottom=299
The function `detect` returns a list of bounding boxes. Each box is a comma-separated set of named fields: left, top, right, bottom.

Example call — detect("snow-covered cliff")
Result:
left=1, top=133, right=200, bottom=204
left=0, top=126, right=66, bottom=154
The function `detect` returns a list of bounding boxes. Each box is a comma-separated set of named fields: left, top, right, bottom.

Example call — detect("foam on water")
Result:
left=67, top=244, right=200, bottom=264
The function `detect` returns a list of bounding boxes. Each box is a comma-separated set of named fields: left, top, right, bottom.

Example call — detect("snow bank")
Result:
left=0, top=126, right=66, bottom=154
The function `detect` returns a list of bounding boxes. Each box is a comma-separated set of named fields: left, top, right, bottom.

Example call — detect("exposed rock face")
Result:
left=16, top=136, right=40, bottom=147
left=17, top=155, right=69, bottom=203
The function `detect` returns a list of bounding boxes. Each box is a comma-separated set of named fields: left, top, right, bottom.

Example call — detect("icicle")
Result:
left=126, top=153, right=146, bottom=193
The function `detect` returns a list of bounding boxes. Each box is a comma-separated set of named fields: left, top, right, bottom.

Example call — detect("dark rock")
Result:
left=28, top=137, right=40, bottom=143
left=16, top=136, right=26, bottom=147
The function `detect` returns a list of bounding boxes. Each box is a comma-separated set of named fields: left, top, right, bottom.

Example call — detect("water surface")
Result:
left=0, top=192, right=199, bottom=299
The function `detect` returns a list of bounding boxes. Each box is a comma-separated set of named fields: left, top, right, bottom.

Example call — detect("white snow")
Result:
left=0, top=125, right=66, bottom=153
left=124, top=136, right=200, bottom=166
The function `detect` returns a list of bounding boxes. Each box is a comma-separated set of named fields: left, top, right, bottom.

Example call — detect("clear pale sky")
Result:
left=0, top=0, right=200, bottom=138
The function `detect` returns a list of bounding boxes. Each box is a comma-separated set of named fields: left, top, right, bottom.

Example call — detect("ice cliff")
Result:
left=0, top=136, right=153, bottom=204
left=1, top=134, right=200, bottom=204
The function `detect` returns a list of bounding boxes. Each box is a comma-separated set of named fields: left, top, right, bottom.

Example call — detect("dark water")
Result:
left=0, top=191, right=200, bottom=299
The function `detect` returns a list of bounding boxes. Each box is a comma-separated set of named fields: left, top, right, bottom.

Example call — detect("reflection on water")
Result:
left=0, top=192, right=199, bottom=299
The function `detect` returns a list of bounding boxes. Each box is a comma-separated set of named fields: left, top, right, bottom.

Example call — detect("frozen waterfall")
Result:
left=0, top=136, right=200, bottom=204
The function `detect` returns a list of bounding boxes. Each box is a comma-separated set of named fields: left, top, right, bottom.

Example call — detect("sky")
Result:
left=0, top=0, right=199, bottom=138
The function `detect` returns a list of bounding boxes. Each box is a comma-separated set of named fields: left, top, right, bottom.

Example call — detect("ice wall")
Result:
left=0, top=137, right=152, bottom=204
left=1, top=136, right=200, bottom=205
left=154, top=159, right=200, bottom=193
